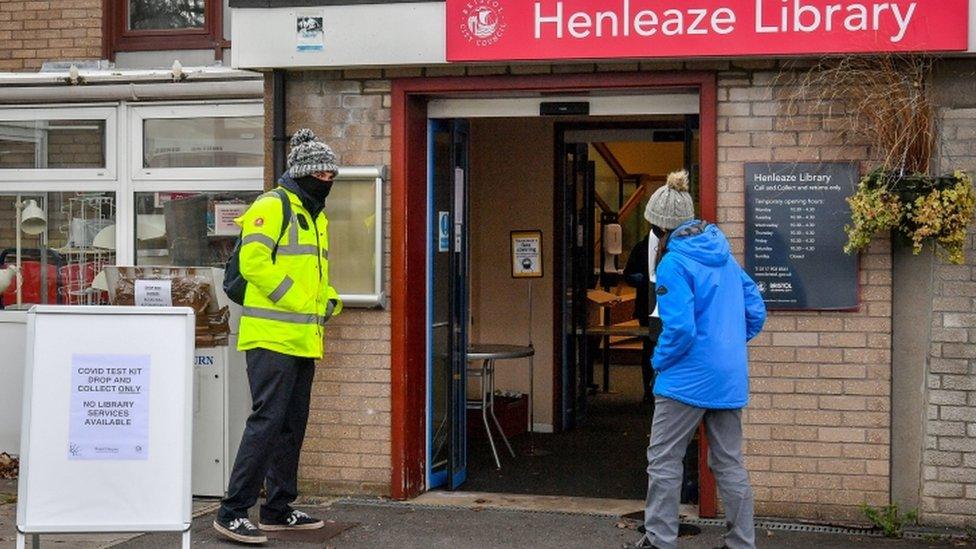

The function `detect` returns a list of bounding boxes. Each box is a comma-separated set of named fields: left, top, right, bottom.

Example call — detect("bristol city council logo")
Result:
left=461, top=0, right=507, bottom=46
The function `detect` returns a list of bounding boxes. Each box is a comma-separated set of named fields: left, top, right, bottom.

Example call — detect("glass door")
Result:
left=559, top=142, right=595, bottom=430
left=427, top=119, right=469, bottom=489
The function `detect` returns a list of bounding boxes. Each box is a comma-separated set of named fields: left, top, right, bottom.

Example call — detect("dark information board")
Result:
left=744, top=163, right=859, bottom=310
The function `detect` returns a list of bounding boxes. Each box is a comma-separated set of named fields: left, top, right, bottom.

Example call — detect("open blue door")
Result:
left=427, top=119, right=469, bottom=489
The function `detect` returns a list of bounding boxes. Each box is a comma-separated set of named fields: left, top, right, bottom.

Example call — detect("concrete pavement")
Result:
left=102, top=499, right=976, bottom=548
left=3, top=479, right=973, bottom=548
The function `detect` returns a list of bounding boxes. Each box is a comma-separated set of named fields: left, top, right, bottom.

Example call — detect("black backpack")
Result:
left=222, top=188, right=292, bottom=305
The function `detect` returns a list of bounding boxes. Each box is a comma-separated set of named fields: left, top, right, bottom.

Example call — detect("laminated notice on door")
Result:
left=134, top=279, right=173, bottom=307
left=438, top=211, right=450, bottom=252
left=453, top=168, right=464, bottom=224
left=454, top=167, right=465, bottom=251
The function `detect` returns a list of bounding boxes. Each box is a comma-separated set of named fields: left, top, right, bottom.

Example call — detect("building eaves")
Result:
left=0, top=67, right=262, bottom=88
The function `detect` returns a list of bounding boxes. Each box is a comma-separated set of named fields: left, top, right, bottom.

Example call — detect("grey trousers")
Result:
left=643, top=397, right=755, bottom=549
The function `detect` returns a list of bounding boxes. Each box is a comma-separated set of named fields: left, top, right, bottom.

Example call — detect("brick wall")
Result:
left=0, top=0, right=102, bottom=72
left=0, top=197, right=21, bottom=253
left=46, top=122, right=105, bottom=168
left=0, top=138, right=35, bottom=167
left=282, top=71, right=394, bottom=496
left=0, top=121, right=105, bottom=169
left=282, top=63, right=893, bottom=521
left=716, top=65, right=892, bottom=522
left=921, top=106, right=976, bottom=527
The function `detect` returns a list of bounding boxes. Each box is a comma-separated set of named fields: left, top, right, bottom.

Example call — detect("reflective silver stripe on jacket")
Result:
left=268, top=276, right=294, bottom=303
left=278, top=244, right=320, bottom=256
left=275, top=212, right=322, bottom=257
left=242, top=233, right=277, bottom=249
left=242, top=306, right=326, bottom=325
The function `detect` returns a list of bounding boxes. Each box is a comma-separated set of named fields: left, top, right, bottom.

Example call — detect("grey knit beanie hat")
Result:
left=287, top=128, right=339, bottom=178
left=644, top=170, right=695, bottom=230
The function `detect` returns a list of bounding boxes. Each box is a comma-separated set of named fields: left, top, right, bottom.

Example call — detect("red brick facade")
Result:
left=272, top=61, right=902, bottom=521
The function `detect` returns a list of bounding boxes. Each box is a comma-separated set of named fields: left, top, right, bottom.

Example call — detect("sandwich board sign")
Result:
left=17, top=306, right=195, bottom=549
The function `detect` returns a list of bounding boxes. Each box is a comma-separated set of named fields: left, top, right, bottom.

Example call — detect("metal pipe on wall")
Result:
left=272, top=69, right=287, bottom=181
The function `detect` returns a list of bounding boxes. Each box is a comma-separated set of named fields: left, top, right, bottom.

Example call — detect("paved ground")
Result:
left=111, top=501, right=973, bottom=549
left=4, top=477, right=974, bottom=548
left=0, top=479, right=220, bottom=548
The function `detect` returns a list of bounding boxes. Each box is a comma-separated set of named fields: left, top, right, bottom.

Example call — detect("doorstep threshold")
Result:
left=409, top=491, right=698, bottom=519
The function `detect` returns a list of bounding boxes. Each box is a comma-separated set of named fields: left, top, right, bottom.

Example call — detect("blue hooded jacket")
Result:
left=652, top=221, right=767, bottom=409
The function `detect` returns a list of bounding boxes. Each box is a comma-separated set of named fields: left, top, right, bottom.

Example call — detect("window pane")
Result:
left=135, top=182, right=381, bottom=299
left=325, top=179, right=379, bottom=296
left=128, top=0, right=205, bottom=30
left=143, top=117, right=264, bottom=168
left=0, top=192, right=116, bottom=310
left=135, top=191, right=262, bottom=267
left=0, top=120, right=106, bottom=169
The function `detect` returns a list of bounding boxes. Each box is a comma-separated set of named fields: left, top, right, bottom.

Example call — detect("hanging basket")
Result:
left=844, top=169, right=976, bottom=264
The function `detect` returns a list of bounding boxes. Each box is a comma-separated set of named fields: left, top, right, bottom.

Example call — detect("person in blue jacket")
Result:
left=634, top=170, right=767, bottom=549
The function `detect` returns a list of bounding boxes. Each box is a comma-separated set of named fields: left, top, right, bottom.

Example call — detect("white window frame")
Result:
left=0, top=101, right=383, bottom=309
left=0, top=106, right=118, bottom=181
left=129, top=102, right=265, bottom=181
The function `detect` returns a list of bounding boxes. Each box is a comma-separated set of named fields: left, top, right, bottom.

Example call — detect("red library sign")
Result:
left=446, top=0, right=969, bottom=62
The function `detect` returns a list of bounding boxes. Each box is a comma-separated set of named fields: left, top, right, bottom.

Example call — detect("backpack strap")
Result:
left=270, top=187, right=292, bottom=263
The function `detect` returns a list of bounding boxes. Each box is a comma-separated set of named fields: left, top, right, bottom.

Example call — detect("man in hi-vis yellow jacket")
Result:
left=214, top=129, right=342, bottom=545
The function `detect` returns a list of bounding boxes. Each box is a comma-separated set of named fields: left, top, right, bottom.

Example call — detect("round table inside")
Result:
left=467, top=344, right=535, bottom=361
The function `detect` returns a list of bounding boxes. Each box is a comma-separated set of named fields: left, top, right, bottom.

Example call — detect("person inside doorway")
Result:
left=214, top=128, right=343, bottom=544
left=635, top=170, right=766, bottom=549
left=623, top=222, right=660, bottom=405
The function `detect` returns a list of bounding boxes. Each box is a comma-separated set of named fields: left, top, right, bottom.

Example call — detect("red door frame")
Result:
left=390, top=71, right=719, bottom=517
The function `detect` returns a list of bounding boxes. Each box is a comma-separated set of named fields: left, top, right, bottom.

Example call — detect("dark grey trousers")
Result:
left=219, top=348, right=315, bottom=522
left=644, top=397, right=755, bottom=549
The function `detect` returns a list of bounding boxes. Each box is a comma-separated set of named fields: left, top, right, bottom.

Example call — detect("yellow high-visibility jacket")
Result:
left=235, top=186, right=342, bottom=358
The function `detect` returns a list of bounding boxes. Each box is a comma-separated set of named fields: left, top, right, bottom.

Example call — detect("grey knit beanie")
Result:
left=644, top=170, right=695, bottom=230
left=287, top=128, right=339, bottom=178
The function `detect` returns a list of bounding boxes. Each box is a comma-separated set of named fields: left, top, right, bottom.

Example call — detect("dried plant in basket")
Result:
left=784, top=56, right=976, bottom=263
left=786, top=54, right=935, bottom=175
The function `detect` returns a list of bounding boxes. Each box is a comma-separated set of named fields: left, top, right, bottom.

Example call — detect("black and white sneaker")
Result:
left=630, top=536, right=660, bottom=549
left=259, top=509, right=325, bottom=531
left=212, top=517, right=267, bottom=544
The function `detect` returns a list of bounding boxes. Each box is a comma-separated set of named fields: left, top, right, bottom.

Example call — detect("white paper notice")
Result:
left=135, top=279, right=172, bottom=307
left=296, top=13, right=325, bottom=52
left=69, top=354, right=151, bottom=460
left=214, top=203, right=248, bottom=236
left=512, top=232, right=543, bottom=278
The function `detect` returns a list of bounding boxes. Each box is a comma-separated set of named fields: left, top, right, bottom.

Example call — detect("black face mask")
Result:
left=296, top=175, right=333, bottom=204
